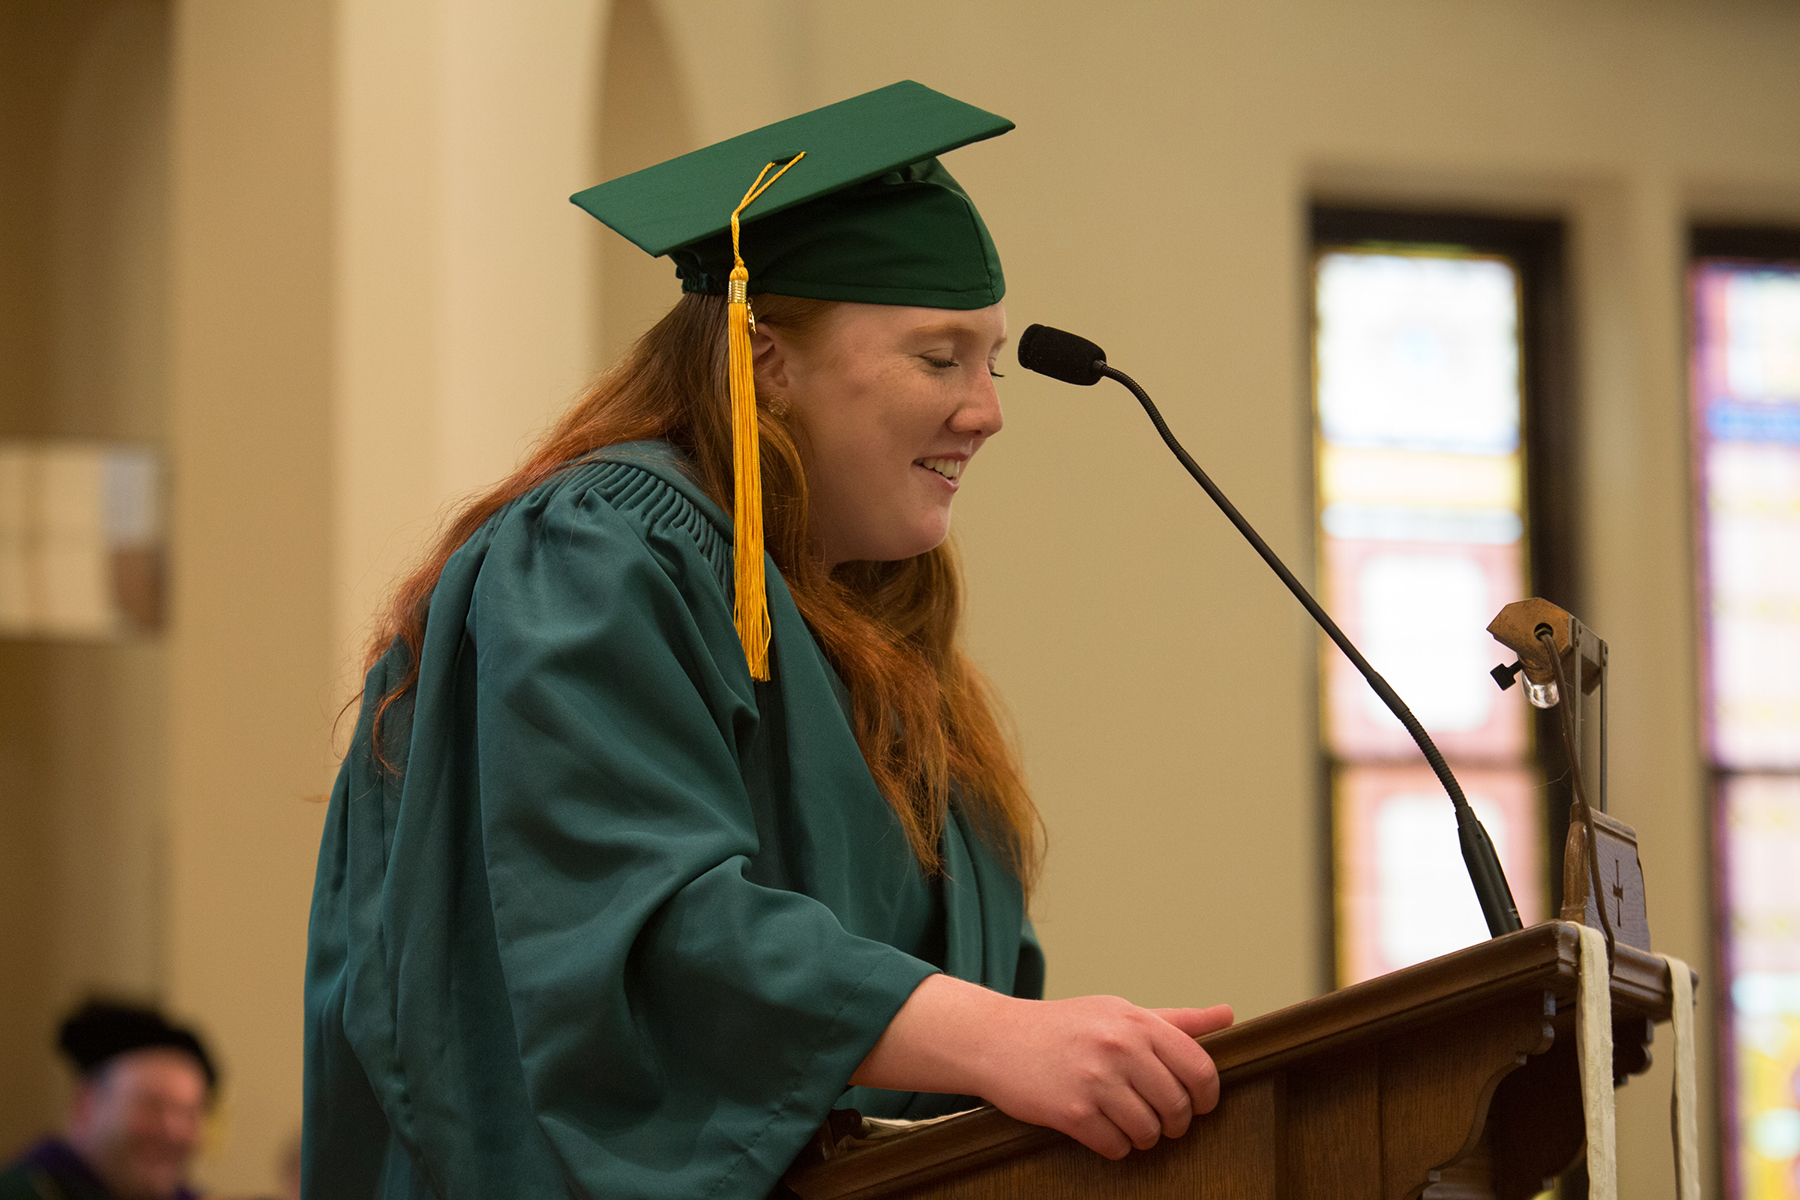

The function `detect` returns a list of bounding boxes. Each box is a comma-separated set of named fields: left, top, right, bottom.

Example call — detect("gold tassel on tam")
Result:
left=724, top=153, right=805, bottom=681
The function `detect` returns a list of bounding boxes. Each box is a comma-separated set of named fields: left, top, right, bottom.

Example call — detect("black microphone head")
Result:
left=1018, top=324, right=1107, bottom=386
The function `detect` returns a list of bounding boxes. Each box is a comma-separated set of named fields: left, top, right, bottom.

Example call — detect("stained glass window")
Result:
left=1313, top=244, right=1545, bottom=986
left=1693, top=253, right=1800, bottom=1200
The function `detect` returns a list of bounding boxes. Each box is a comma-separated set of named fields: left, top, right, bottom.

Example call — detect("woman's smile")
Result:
left=916, top=455, right=967, bottom=486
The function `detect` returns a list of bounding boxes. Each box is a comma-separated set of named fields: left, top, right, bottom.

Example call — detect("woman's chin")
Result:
left=834, top=519, right=953, bottom=566
left=898, top=513, right=955, bottom=559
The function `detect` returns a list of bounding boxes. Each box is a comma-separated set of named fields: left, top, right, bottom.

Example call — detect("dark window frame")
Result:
left=1692, top=224, right=1800, bottom=264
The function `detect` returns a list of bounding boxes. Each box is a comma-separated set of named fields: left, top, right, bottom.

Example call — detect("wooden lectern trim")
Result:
left=1200, top=922, right=1668, bottom=1079
left=782, top=923, right=1678, bottom=1200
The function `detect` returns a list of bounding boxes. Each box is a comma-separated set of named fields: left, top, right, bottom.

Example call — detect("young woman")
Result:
left=303, top=82, right=1230, bottom=1200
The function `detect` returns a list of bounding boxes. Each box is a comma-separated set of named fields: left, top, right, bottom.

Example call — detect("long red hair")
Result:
left=364, top=293, right=1042, bottom=889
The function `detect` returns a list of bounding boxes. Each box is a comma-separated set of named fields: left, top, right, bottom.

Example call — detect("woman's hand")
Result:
left=850, top=974, right=1234, bottom=1159
left=972, top=993, right=1234, bottom=1159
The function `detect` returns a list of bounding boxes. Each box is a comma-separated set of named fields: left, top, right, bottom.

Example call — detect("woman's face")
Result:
left=754, top=301, right=1007, bottom=567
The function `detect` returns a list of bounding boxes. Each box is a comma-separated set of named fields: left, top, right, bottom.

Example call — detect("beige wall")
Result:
left=164, top=0, right=335, bottom=1188
left=7, top=1, right=1800, bottom=1195
left=333, top=0, right=608, bottom=693
left=597, top=0, right=695, bottom=364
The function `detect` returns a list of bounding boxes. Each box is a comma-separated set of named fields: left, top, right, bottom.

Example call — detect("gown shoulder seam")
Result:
left=558, top=458, right=736, bottom=599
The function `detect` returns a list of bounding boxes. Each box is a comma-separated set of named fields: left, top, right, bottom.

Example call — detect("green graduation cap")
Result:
left=570, top=79, right=1013, bottom=309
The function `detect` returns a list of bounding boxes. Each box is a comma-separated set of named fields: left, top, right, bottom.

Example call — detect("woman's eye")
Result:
left=989, top=369, right=1006, bottom=378
left=923, top=356, right=958, bottom=370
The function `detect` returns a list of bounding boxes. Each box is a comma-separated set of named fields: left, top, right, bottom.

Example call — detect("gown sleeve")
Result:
left=454, top=482, right=937, bottom=1196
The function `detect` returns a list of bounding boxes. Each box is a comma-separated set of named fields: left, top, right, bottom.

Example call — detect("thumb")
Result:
left=1151, top=1004, right=1235, bottom=1038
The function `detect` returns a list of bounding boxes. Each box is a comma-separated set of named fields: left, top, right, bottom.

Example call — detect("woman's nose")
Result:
left=950, top=371, right=1004, bottom=438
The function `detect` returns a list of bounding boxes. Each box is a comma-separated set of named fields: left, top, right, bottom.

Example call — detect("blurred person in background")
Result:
left=0, top=1000, right=214, bottom=1200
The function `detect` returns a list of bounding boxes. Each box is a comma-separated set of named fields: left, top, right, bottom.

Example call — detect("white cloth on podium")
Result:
left=1577, top=925, right=1617, bottom=1200
left=1660, top=952, right=1700, bottom=1200
left=1576, top=926, right=1702, bottom=1200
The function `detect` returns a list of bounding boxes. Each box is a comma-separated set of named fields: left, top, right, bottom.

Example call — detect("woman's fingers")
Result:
left=1066, top=1070, right=1199, bottom=1158
left=1121, top=1038, right=1196, bottom=1138
left=1166, top=1036, right=1224, bottom=1115
left=1097, top=1083, right=1168, bottom=1154
left=1150, top=1004, right=1235, bottom=1039
left=1151, top=1024, right=1221, bottom=1116
left=1144, top=1003, right=1230, bottom=1117
left=1064, top=1109, right=1133, bottom=1160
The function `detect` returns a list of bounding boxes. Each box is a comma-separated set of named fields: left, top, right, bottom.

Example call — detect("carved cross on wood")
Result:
left=1560, top=809, right=1651, bottom=951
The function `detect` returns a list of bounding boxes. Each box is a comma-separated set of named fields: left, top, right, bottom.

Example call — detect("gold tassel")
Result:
left=724, top=153, right=805, bottom=681
left=727, top=266, right=769, bottom=680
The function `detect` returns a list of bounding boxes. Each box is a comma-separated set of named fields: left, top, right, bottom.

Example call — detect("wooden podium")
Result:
left=784, top=921, right=1682, bottom=1200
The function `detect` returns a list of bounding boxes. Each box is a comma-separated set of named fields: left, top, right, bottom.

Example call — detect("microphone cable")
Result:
left=1537, top=626, right=1617, bottom=964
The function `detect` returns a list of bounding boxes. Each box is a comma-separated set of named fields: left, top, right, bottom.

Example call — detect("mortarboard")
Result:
left=58, top=999, right=219, bottom=1089
left=571, top=80, right=1012, bottom=309
left=570, top=81, right=1015, bottom=679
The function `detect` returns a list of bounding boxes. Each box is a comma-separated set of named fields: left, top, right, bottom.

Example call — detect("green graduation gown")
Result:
left=303, top=442, right=1043, bottom=1200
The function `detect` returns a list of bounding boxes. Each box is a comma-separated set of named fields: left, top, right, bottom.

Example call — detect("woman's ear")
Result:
left=751, top=322, right=791, bottom=395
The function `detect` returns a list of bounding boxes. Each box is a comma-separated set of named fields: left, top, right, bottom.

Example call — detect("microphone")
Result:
left=1016, top=325, right=1107, bottom=386
left=1019, top=324, right=1523, bottom=940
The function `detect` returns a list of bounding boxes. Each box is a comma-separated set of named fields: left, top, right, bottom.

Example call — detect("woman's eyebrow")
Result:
left=907, top=321, right=985, bottom=340
left=906, top=322, right=1009, bottom=351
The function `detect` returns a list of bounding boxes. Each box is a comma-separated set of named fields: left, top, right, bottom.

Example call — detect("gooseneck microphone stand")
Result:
left=1018, top=323, right=1522, bottom=939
